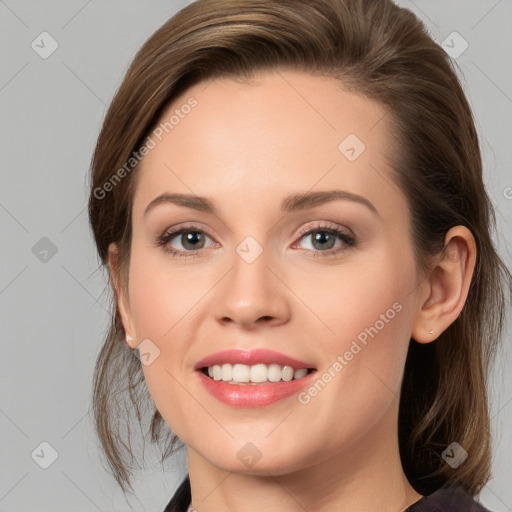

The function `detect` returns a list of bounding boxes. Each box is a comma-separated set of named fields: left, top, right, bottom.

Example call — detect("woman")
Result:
left=87, top=0, right=511, bottom=511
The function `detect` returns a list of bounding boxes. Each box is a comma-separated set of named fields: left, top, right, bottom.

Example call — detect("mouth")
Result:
left=194, top=349, right=318, bottom=407
left=200, top=363, right=315, bottom=384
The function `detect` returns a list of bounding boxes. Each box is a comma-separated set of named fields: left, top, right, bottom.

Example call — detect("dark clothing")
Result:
left=405, top=486, right=492, bottom=512
left=163, top=475, right=191, bottom=512
left=162, top=475, right=492, bottom=512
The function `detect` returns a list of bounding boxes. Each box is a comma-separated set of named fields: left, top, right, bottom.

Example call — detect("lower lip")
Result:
left=197, top=370, right=317, bottom=407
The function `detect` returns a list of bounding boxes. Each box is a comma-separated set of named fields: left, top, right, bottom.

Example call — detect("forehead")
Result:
left=133, top=69, right=403, bottom=220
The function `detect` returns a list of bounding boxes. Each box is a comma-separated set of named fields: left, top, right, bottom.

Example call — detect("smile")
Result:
left=194, top=349, right=318, bottom=407
left=202, top=363, right=312, bottom=384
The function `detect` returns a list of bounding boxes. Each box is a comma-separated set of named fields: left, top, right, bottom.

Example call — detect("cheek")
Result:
left=296, top=248, right=416, bottom=403
left=127, top=246, right=202, bottom=342
left=296, top=248, right=415, bottom=347
left=126, top=249, right=187, bottom=387
left=289, top=267, right=414, bottom=457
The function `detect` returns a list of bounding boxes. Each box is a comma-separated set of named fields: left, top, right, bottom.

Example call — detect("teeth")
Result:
left=213, top=365, right=222, bottom=380
left=232, top=363, right=249, bottom=383
left=205, top=363, right=311, bottom=383
left=250, top=364, right=267, bottom=383
left=268, top=363, right=282, bottom=382
left=293, top=368, right=308, bottom=379
left=221, top=363, right=232, bottom=381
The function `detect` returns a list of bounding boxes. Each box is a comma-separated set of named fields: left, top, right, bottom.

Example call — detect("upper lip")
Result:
left=194, top=349, right=316, bottom=370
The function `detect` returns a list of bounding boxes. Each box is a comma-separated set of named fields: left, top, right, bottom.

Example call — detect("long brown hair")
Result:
left=87, top=0, right=511, bottom=498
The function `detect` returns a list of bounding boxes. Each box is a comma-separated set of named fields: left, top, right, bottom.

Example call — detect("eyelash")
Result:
left=155, top=222, right=356, bottom=259
left=293, top=223, right=355, bottom=258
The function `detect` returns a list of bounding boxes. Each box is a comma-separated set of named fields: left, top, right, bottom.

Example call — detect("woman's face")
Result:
left=115, top=69, right=427, bottom=475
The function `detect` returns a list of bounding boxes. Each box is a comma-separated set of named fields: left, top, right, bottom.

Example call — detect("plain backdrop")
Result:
left=1, top=1, right=511, bottom=511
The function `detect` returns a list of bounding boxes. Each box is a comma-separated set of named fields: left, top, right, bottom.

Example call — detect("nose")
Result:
left=213, top=246, right=291, bottom=331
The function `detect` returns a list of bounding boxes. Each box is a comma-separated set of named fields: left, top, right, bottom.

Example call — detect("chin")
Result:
left=192, top=439, right=321, bottom=477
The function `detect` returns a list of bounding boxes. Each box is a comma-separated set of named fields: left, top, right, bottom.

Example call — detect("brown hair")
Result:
left=87, top=0, right=512, bottom=498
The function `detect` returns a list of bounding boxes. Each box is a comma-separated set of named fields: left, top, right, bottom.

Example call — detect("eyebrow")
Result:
left=144, top=190, right=378, bottom=217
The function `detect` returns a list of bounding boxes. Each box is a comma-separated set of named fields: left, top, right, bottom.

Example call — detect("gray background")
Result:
left=1, top=1, right=511, bottom=511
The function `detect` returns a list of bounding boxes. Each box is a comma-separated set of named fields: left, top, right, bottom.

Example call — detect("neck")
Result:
left=185, top=406, right=422, bottom=512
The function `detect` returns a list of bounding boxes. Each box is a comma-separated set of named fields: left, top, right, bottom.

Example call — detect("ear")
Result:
left=411, top=226, right=477, bottom=343
left=108, top=242, right=138, bottom=349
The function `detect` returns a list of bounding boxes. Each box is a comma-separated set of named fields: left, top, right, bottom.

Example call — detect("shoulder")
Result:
left=407, top=486, right=493, bottom=512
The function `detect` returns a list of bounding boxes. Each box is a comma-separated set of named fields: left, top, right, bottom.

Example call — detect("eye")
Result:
left=155, top=224, right=215, bottom=257
left=155, top=222, right=355, bottom=259
left=293, top=223, right=355, bottom=256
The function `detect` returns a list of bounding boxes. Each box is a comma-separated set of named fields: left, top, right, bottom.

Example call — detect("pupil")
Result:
left=313, top=231, right=334, bottom=250
left=183, top=231, right=203, bottom=250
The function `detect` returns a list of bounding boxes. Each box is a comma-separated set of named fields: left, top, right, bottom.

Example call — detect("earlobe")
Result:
left=411, top=226, right=477, bottom=344
left=107, top=242, right=138, bottom=349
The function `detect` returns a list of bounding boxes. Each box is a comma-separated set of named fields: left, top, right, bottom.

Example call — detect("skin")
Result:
left=109, top=69, right=476, bottom=512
